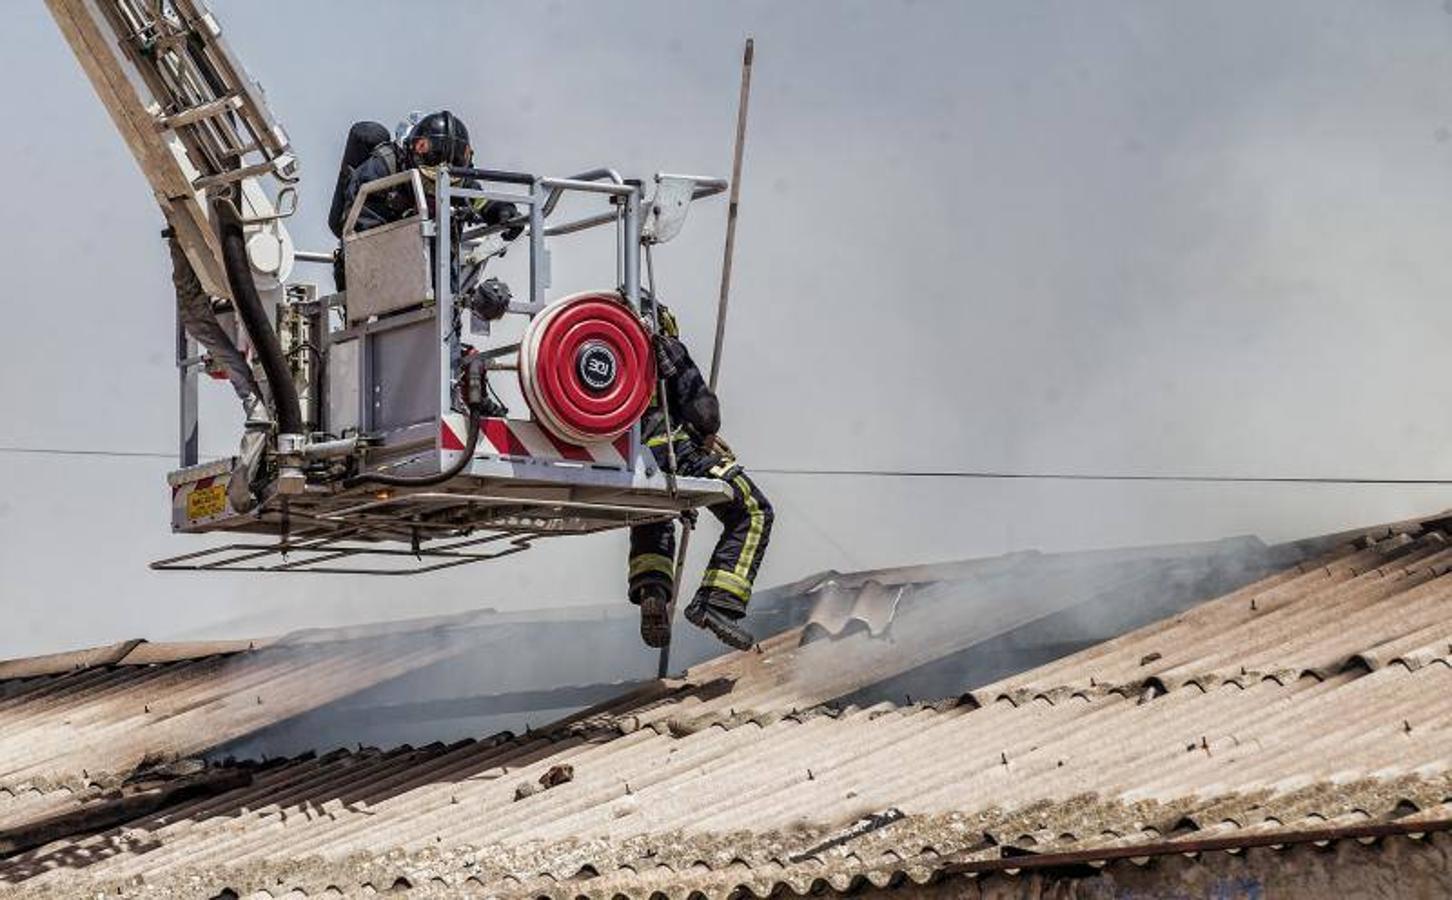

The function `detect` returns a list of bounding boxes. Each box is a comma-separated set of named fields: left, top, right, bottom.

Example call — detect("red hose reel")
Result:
left=518, top=291, right=656, bottom=445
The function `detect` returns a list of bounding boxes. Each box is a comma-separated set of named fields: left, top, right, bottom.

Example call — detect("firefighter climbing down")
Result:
left=629, top=302, right=774, bottom=651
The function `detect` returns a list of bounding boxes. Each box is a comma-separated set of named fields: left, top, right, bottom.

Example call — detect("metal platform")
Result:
left=156, top=458, right=727, bottom=575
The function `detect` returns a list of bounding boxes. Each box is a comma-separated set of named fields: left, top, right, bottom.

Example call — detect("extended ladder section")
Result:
left=46, top=0, right=297, bottom=297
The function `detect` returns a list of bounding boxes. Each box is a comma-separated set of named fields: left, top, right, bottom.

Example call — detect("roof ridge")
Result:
left=0, top=638, right=271, bottom=682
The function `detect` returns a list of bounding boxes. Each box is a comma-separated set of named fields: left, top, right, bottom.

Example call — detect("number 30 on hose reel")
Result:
left=518, top=291, right=658, bottom=446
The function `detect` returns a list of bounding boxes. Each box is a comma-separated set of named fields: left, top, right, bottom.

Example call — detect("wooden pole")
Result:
left=656, top=518, right=693, bottom=679
left=656, top=38, right=755, bottom=679
left=708, top=37, right=755, bottom=392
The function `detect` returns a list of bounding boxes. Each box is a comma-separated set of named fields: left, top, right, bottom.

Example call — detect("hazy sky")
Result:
left=5, top=1, right=1452, bottom=658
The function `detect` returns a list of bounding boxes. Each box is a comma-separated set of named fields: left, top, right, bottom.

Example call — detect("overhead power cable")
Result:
left=752, top=467, right=1452, bottom=486
left=0, top=445, right=174, bottom=460
left=5, top=445, right=1452, bottom=487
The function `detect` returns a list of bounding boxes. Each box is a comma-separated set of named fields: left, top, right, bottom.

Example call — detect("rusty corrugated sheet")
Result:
left=2, top=518, right=1450, bottom=897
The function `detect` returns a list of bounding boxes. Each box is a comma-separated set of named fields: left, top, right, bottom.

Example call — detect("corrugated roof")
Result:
left=0, top=637, right=463, bottom=793
left=2, top=517, right=1449, bottom=897
left=0, top=595, right=813, bottom=796
left=0, top=638, right=261, bottom=681
left=0, top=534, right=1265, bottom=786
left=979, top=522, right=1446, bottom=704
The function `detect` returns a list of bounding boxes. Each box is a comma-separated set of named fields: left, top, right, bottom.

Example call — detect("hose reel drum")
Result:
left=518, top=291, right=656, bottom=445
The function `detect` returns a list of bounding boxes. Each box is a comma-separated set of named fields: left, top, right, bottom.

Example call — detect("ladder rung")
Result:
left=156, top=94, right=242, bottom=129
left=191, top=158, right=279, bottom=191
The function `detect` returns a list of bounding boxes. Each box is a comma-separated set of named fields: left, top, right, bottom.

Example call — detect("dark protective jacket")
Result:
left=340, top=145, right=519, bottom=234
left=338, top=146, right=409, bottom=233
left=643, top=332, right=720, bottom=444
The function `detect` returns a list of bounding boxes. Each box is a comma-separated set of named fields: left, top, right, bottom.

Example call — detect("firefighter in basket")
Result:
left=330, top=110, right=523, bottom=289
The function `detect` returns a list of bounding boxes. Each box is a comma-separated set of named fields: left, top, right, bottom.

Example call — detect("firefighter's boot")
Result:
left=632, top=582, right=672, bottom=649
left=684, top=589, right=754, bottom=650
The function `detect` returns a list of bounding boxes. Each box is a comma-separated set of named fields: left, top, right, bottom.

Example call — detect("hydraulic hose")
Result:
left=214, top=202, right=303, bottom=436
left=343, top=413, right=481, bottom=489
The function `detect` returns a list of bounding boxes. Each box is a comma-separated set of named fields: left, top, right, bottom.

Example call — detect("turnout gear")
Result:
left=642, top=323, right=720, bottom=440
left=337, top=141, right=413, bottom=235
left=627, top=308, right=773, bottom=649
left=629, top=446, right=773, bottom=612
left=338, top=123, right=516, bottom=235
left=333, top=114, right=519, bottom=288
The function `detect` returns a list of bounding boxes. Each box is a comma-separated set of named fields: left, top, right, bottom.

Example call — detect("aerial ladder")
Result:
left=46, top=0, right=732, bottom=575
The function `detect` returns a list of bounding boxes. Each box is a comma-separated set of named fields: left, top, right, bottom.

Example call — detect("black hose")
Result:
left=214, top=202, right=303, bottom=436
left=343, top=413, right=481, bottom=489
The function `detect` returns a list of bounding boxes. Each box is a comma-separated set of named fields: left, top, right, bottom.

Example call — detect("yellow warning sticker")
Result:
left=186, top=484, right=227, bottom=521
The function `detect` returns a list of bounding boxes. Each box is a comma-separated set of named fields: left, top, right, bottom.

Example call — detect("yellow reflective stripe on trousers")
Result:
left=731, top=474, right=765, bottom=582
left=629, top=553, right=675, bottom=579
left=646, top=426, right=687, bottom=448
left=702, top=568, right=753, bottom=600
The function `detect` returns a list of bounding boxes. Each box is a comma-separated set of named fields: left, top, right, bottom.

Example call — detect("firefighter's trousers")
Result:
left=629, top=440, right=774, bottom=617
left=169, top=236, right=261, bottom=405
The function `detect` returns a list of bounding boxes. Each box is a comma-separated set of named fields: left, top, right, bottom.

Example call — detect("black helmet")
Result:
left=406, top=110, right=472, bottom=168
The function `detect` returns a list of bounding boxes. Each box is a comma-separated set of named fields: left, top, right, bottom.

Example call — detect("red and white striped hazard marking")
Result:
left=442, top=415, right=632, bottom=467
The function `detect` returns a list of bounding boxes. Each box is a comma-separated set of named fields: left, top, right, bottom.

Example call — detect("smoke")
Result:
left=788, top=533, right=1314, bottom=708
left=192, top=527, right=1326, bottom=768
left=206, top=599, right=805, bottom=761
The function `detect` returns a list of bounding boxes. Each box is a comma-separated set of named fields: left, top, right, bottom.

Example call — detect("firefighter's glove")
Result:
left=481, top=201, right=525, bottom=241
left=653, top=337, right=680, bottom=379
left=454, top=199, right=487, bottom=226
left=701, top=433, right=734, bottom=458
left=498, top=214, right=525, bottom=242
